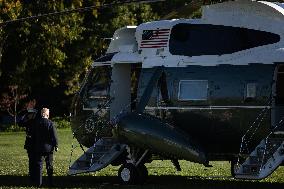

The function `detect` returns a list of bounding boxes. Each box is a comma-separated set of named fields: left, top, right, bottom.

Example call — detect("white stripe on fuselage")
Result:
left=145, top=106, right=271, bottom=110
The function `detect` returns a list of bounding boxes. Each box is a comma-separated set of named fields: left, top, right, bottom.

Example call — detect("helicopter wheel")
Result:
left=137, top=164, right=148, bottom=183
left=230, top=158, right=238, bottom=177
left=118, top=163, right=139, bottom=184
left=118, top=163, right=148, bottom=184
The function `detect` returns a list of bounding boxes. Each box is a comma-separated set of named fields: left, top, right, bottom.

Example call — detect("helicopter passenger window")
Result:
left=178, top=80, right=208, bottom=101
left=245, top=83, right=257, bottom=99
left=169, top=24, right=280, bottom=56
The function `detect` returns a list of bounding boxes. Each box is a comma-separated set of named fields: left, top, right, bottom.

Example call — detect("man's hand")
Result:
left=55, top=146, right=58, bottom=152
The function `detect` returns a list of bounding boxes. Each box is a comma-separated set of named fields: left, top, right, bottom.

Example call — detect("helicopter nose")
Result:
left=71, top=112, right=113, bottom=147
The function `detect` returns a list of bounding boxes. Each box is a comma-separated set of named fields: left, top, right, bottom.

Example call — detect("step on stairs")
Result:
left=68, top=137, right=126, bottom=175
left=234, top=133, right=284, bottom=179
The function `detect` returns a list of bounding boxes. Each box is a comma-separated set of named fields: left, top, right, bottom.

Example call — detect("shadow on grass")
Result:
left=0, top=175, right=284, bottom=188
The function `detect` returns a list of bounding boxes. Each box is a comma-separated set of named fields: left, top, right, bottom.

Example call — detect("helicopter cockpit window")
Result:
left=178, top=80, right=208, bottom=101
left=82, top=66, right=112, bottom=109
left=169, top=23, right=280, bottom=56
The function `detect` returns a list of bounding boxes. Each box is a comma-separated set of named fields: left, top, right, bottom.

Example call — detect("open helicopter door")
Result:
left=69, top=62, right=141, bottom=175
left=69, top=63, right=128, bottom=175
left=234, top=64, right=284, bottom=179
left=69, top=25, right=141, bottom=175
left=109, top=64, right=132, bottom=118
left=272, top=64, right=284, bottom=132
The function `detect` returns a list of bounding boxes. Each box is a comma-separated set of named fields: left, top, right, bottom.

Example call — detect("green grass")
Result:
left=0, top=129, right=284, bottom=188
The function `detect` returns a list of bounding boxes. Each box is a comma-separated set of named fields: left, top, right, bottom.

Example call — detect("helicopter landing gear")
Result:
left=118, top=148, right=149, bottom=184
left=118, top=163, right=138, bottom=184
left=118, top=163, right=148, bottom=184
left=137, top=164, right=148, bottom=182
left=230, top=158, right=238, bottom=177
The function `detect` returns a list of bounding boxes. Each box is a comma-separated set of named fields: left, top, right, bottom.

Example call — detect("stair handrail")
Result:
left=68, top=138, right=87, bottom=169
left=69, top=97, right=114, bottom=170
left=241, top=108, right=269, bottom=153
left=260, top=116, right=284, bottom=171
left=239, top=99, right=272, bottom=156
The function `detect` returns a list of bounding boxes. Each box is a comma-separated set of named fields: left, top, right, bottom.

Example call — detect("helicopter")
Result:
left=68, top=0, right=284, bottom=184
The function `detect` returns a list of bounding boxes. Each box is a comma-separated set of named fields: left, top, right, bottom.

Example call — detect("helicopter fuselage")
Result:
left=69, top=0, right=284, bottom=181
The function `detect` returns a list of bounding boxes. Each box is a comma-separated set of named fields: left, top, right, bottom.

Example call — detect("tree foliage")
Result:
left=2, top=0, right=268, bottom=116
left=1, top=0, right=281, bottom=118
left=0, top=0, right=159, bottom=115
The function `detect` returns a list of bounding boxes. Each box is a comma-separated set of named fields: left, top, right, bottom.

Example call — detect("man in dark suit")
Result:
left=18, top=99, right=38, bottom=184
left=34, top=108, right=58, bottom=187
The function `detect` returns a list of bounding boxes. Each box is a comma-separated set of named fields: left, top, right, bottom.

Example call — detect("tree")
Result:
left=0, top=0, right=86, bottom=114
left=0, top=0, right=160, bottom=116
left=0, top=0, right=22, bottom=77
left=0, top=85, right=27, bottom=126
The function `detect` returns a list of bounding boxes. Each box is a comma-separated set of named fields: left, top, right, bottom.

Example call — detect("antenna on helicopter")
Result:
left=0, top=0, right=166, bottom=26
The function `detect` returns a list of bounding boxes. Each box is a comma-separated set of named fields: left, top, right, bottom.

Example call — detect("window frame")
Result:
left=178, top=80, right=209, bottom=101
left=169, top=23, right=280, bottom=57
left=245, top=82, right=257, bottom=99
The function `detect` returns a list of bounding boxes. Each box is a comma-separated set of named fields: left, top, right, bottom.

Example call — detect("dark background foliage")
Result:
left=0, top=0, right=194, bottom=118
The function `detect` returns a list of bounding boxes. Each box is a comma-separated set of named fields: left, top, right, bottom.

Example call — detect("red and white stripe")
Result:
left=140, top=28, right=170, bottom=48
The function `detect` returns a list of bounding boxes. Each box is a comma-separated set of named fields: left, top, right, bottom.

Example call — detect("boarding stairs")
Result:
left=234, top=132, right=284, bottom=179
left=234, top=104, right=284, bottom=179
left=68, top=137, right=126, bottom=175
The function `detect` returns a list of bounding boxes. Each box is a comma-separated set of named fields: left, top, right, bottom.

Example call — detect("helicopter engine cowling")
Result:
left=113, top=113, right=207, bottom=164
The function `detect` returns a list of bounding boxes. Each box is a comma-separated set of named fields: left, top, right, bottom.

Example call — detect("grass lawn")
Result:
left=0, top=129, right=284, bottom=188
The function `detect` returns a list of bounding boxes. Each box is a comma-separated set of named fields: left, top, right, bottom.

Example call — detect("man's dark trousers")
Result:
left=27, top=150, right=36, bottom=182
left=35, top=152, right=54, bottom=186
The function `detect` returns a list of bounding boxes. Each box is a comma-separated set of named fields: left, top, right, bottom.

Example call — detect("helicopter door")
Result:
left=110, top=64, right=132, bottom=119
left=272, top=64, right=284, bottom=131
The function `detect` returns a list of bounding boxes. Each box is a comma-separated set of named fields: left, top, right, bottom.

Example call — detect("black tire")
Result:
left=118, top=163, right=139, bottom=184
left=231, top=158, right=238, bottom=177
left=137, top=164, right=148, bottom=184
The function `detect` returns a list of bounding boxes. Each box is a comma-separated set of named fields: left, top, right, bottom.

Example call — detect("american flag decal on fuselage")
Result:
left=140, top=28, right=170, bottom=48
